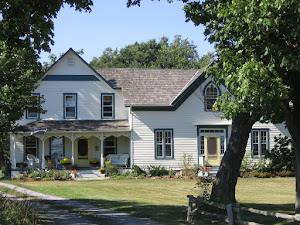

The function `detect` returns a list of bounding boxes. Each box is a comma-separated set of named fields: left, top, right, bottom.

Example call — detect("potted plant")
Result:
left=46, top=159, right=54, bottom=170
left=89, top=158, right=100, bottom=167
left=60, top=158, right=72, bottom=170
left=203, top=163, right=211, bottom=172
left=98, top=167, right=105, bottom=174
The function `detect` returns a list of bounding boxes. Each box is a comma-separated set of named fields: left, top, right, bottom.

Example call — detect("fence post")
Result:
left=187, top=195, right=193, bottom=221
left=235, top=202, right=241, bottom=222
left=227, top=204, right=234, bottom=225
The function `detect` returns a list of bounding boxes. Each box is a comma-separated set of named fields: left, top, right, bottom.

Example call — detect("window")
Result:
left=24, top=136, right=38, bottom=158
left=104, top=136, right=116, bottom=157
left=101, top=94, right=114, bottom=119
left=220, top=136, right=225, bottom=154
left=67, top=57, right=75, bottom=66
left=200, top=136, right=205, bottom=155
left=251, top=129, right=269, bottom=157
left=26, top=94, right=39, bottom=119
left=155, top=129, right=173, bottom=159
left=50, top=137, right=64, bottom=157
left=64, top=94, right=77, bottom=119
left=205, top=83, right=218, bottom=111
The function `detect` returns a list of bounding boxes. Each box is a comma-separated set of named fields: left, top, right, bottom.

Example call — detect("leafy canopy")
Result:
left=90, top=35, right=214, bottom=69
left=0, top=1, right=93, bottom=136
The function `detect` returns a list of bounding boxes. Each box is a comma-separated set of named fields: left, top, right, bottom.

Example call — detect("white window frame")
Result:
left=155, top=129, right=173, bottom=159
left=64, top=94, right=77, bottom=119
left=205, top=84, right=218, bottom=111
left=104, top=136, right=116, bottom=157
left=26, top=94, right=39, bottom=119
left=251, top=129, right=269, bottom=157
left=101, top=94, right=114, bottom=119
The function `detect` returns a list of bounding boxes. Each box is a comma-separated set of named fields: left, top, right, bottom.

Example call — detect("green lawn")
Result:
left=2, top=177, right=297, bottom=225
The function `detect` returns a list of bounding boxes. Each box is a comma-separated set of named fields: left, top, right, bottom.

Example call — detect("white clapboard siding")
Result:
left=18, top=51, right=128, bottom=124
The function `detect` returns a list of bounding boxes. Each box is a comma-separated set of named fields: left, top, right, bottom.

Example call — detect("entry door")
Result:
left=75, top=138, right=91, bottom=167
left=205, top=136, right=220, bottom=166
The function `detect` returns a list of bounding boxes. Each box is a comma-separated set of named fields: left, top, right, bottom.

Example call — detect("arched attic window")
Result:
left=204, top=83, right=220, bottom=111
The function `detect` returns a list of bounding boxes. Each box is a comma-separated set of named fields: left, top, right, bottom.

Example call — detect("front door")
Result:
left=75, top=138, right=91, bottom=167
left=205, top=136, right=220, bottom=166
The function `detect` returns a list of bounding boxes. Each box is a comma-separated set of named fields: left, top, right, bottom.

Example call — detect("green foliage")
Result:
left=90, top=36, right=214, bottom=69
left=60, top=158, right=72, bottom=165
left=104, top=160, right=119, bottom=176
left=59, top=170, right=71, bottom=180
left=0, top=0, right=93, bottom=140
left=265, top=135, right=294, bottom=172
left=0, top=195, right=40, bottom=224
left=132, top=165, right=146, bottom=176
left=89, top=158, right=100, bottom=164
left=240, top=151, right=253, bottom=173
left=197, top=176, right=215, bottom=200
left=147, top=165, right=167, bottom=177
left=168, top=168, right=176, bottom=177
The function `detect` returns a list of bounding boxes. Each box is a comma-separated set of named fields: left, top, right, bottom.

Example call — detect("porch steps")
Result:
left=208, top=166, right=219, bottom=177
left=75, top=170, right=106, bottom=180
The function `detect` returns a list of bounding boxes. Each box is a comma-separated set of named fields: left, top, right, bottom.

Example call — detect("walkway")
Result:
left=0, top=182, right=160, bottom=225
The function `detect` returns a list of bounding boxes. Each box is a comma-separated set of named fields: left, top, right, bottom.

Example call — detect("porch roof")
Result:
left=20, top=120, right=130, bottom=133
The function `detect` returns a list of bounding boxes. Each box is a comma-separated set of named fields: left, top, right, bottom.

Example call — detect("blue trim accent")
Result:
left=203, top=81, right=222, bottom=111
left=43, top=48, right=120, bottom=90
left=63, top=93, right=77, bottom=119
left=42, top=75, right=99, bottom=81
left=154, top=128, right=174, bottom=160
left=197, top=127, right=199, bottom=165
left=251, top=128, right=270, bottom=157
left=101, top=93, right=115, bottom=119
left=26, top=93, right=40, bottom=119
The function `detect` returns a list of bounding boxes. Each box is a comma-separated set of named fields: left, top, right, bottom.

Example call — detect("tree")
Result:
left=90, top=36, right=214, bottom=69
left=0, top=1, right=93, bottom=139
left=127, top=0, right=300, bottom=210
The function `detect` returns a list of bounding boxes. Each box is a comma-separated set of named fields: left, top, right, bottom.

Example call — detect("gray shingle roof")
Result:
left=96, top=68, right=204, bottom=106
left=21, top=120, right=130, bottom=133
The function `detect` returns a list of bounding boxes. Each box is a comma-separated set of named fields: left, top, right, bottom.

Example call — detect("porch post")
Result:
left=41, top=139, right=46, bottom=169
left=71, top=135, right=75, bottom=165
left=100, top=135, right=104, bottom=167
left=11, top=135, right=16, bottom=169
left=130, top=134, right=133, bottom=168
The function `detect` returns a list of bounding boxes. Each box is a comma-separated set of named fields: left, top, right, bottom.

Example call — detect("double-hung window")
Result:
left=205, top=83, right=219, bottom=111
left=24, top=136, right=38, bottom=158
left=101, top=94, right=114, bottom=119
left=64, top=94, right=77, bottom=119
left=155, top=129, right=173, bottom=159
left=26, top=94, right=40, bottom=119
left=251, top=129, right=269, bottom=157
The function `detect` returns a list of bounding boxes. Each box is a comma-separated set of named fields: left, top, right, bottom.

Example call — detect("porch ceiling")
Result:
left=20, top=119, right=130, bottom=133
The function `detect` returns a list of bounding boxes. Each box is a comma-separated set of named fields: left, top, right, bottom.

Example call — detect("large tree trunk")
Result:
left=210, top=112, right=258, bottom=203
left=283, top=71, right=300, bottom=216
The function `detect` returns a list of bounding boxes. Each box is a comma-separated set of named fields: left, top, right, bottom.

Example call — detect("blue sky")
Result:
left=39, top=1, right=214, bottom=64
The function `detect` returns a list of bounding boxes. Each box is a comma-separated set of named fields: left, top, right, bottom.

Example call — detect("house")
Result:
left=10, top=48, right=290, bottom=175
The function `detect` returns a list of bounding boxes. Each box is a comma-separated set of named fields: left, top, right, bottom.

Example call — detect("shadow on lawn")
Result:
left=72, top=198, right=227, bottom=225
left=77, top=199, right=299, bottom=225
left=240, top=203, right=298, bottom=225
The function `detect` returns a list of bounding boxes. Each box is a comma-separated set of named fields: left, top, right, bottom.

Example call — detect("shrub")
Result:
left=42, top=177, right=51, bottom=181
left=265, top=135, right=294, bottom=173
left=105, top=160, right=119, bottom=176
left=132, top=165, right=146, bottom=176
left=0, top=195, right=40, bottom=224
left=89, top=158, right=100, bottom=164
left=147, top=165, right=167, bottom=177
left=240, top=151, right=253, bottom=172
left=197, top=176, right=215, bottom=200
left=278, top=170, right=295, bottom=177
left=168, top=168, right=176, bottom=177
left=60, top=170, right=71, bottom=180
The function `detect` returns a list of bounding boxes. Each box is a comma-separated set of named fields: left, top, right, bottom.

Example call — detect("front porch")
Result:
left=10, top=120, right=132, bottom=171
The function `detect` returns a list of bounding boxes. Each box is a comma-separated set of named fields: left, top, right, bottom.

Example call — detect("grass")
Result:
left=2, top=177, right=297, bottom=225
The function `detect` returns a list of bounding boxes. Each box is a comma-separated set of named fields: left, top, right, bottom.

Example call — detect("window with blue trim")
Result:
left=155, top=129, right=173, bottom=159
left=27, top=94, right=39, bottom=119
left=252, top=129, right=269, bottom=156
left=205, top=84, right=218, bottom=111
left=102, top=94, right=114, bottom=119
left=64, top=94, right=77, bottom=118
